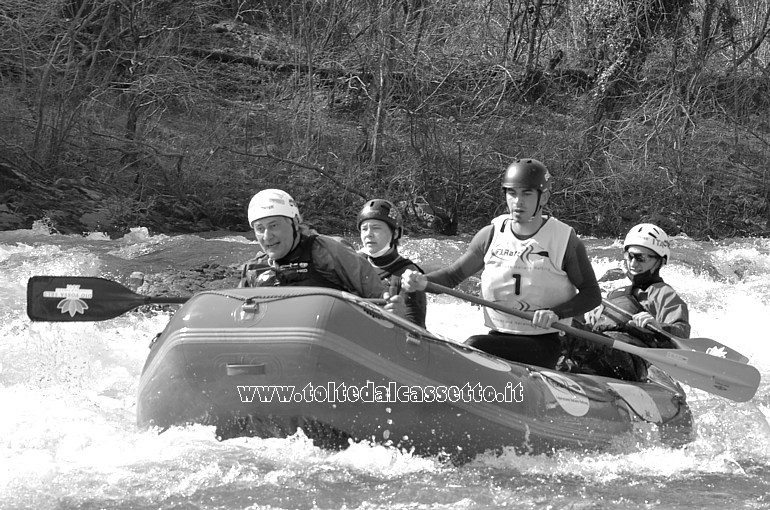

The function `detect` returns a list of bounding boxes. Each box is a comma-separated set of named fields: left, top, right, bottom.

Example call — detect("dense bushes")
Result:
left=0, top=0, right=768, bottom=238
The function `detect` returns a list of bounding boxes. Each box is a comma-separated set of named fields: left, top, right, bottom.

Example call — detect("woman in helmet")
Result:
left=357, top=199, right=427, bottom=327
left=239, top=188, right=386, bottom=299
left=612, top=223, right=689, bottom=337
left=401, top=158, right=601, bottom=369
left=561, top=223, right=691, bottom=380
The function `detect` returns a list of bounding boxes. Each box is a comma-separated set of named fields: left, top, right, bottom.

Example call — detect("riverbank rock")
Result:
left=134, top=263, right=244, bottom=298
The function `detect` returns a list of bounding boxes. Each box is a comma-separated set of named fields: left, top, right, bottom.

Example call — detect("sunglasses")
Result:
left=624, top=251, right=659, bottom=263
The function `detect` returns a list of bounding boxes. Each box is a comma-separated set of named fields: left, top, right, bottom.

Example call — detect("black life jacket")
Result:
left=366, top=252, right=423, bottom=294
left=593, top=285, right=657, bottom=344
left=242, top=235, right=344, bottom=290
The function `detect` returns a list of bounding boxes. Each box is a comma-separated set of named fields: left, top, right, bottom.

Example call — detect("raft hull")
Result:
left=137, top=287, right=693, bottom=458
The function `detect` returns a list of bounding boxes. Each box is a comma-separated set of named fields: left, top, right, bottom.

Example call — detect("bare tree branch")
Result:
left=227, top=148, right=367, bottom=199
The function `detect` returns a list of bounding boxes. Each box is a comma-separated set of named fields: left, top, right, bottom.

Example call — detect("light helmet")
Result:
left=502, top=158, right=551, bottom=191
left=623, top=223, right=670, bottom=261
left=247, top=189, right=301, bottom=226
left=357, top=199, right=403, bottom=241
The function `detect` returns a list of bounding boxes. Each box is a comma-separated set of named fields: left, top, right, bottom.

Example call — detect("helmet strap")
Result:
left=525, top=191, right=545, bottom=223
left=290, top=219, right=301, bottom=248
left=390, top=227, right=401, bottom=247
left=533, top=191, right=544, bottom=219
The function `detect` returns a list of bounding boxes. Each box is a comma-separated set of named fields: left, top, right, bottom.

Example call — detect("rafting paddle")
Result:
left=600, top=298, right=750, bottom=364
left=27, top=276, right=390, bottom=322
left=27, top=276, right=189, bottom=322
left=425, top=282, right=761, bottom=403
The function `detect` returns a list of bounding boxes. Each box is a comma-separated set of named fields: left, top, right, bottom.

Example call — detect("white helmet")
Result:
left=623, top=223, right=670, bottom=260
left=247, top=189, right=301, bottom=225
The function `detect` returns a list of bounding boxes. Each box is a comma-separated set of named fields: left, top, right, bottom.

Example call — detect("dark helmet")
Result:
left=357, top=199, right=403, bottom=240
left=502, top=158, right=551, bottom=191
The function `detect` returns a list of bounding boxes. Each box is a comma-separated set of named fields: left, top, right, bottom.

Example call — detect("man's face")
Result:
left=505, top=187, right=547, bottom=223
left=252, top=216, right=295, bottom=260
left=624, top=246, right=661, bottom=276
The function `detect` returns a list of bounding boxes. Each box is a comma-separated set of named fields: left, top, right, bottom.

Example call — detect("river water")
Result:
left=1, top=223, right=769, bottom=510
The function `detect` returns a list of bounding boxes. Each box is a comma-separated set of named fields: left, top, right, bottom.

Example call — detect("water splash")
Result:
left=1, top=230, right=769, bottom=510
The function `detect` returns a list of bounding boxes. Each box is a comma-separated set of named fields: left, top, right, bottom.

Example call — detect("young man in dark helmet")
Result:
left=401, top=158, right=601, bottom=369
left=357, top=199, right=427, bottom=327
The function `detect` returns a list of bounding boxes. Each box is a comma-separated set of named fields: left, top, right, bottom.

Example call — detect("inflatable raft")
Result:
left=136, top=286, right=694, bottom=458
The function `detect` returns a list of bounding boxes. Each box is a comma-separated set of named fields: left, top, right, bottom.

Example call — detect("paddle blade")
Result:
left=27, top=276, right=187, bottom=322
left=426, top=282, right=761, bottom=402
left=600, top=298, right=751, bottom=364
left=678, top=337, right=750, bottom=364
left=617, top=342, right=761, bottom=403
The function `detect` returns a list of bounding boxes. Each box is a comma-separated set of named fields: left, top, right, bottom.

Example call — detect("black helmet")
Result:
left=502, top=158, right=551, bottom=191
left=357, top=199, right=403, bottom=240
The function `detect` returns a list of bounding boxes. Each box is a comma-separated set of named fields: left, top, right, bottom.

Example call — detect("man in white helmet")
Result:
left=560, top=223, right=691, bottom=381
left=239, top=189, right=386, bottom=299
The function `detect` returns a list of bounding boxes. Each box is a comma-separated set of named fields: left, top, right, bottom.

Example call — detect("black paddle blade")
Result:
left=27, top=276, right=187, bottom=322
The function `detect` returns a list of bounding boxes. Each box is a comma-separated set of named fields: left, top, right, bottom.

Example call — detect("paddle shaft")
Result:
left=600, top=298, right=749, bottom=363
left=425, top=282, right=623, bottom=349
left=27, top=276, right=388, bottom=322
left=424, top=282, right=760, bottom=402
left=27, top=276, right=759, bottom=401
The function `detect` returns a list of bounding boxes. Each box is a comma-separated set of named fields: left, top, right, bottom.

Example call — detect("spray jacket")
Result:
left=241, top=233, right=385, bottom=298
left=362, top=250, right=427, bottom=328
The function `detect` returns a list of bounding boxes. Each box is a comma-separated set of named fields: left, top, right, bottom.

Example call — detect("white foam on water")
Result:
left=1, top=230, right=769, bottom=510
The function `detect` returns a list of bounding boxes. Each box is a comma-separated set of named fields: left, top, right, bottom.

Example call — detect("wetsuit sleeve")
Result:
left=403, top=288, right=427, bottom=328
left=424, top=225, right=491, bottom=289
left=550, top=230, right=602, bottom=319
left=312, top=236, right=387, bottom=298
left=647, top=284, right=691, bottom=338
left=400, top=263, right=427, bottom=327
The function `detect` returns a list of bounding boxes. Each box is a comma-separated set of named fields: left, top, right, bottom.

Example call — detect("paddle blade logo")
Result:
left=705, top=346, right=728, bottom=358
left=43, top=284, right=93, bottom=317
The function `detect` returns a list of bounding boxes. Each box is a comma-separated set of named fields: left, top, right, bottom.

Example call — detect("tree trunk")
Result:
left=370, top=0, right=395, bottom=166
left=525, top=0, right=544, bottom=73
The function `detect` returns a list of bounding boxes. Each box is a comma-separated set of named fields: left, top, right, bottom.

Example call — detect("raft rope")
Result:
left=191, top=289, right=431, bottom=334
left=194, top=289, right=380, bottom=307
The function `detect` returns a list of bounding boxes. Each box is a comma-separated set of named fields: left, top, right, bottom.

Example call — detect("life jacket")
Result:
left=375, top=256, right=414, bottom=279
left=370, top=254, right=421, bottom=280
left=362, top=250, right=422, bottom=292
left=242, top=235, right=344, bottom=290
left=593, top=285, right=658, bottom=345
left=481, top=215, right=576, bottom=334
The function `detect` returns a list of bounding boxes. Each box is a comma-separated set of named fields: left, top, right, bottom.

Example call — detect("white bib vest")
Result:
left=481, top=215, right=577, bottom=334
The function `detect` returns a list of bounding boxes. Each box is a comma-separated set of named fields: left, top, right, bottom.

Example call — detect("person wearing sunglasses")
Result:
left=559, top=223, right=691, bottom=381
